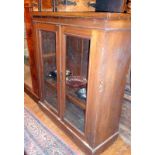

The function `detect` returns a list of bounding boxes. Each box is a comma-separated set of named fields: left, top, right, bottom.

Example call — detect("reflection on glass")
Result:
left=24, top=26, right=32, bottom=89
left=41, top=30, right=58, bottom=112
left=64, top=35, right=90, bottom=132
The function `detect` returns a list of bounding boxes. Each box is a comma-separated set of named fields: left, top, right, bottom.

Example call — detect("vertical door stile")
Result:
left=35, top=24, right=44, bottom=101
left=61, top=26, right=92, bottom=136
left=56, top=25, right=61, bottom=117
left=60, top=26, right=66, bottom=120
left=38, top=29, right=45, bottom=101
left=36, top=23, right=60, bottom=115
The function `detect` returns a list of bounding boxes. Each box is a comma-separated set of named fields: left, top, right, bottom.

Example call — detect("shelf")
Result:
left=64, top=100, right=85, bottom=132
left=45, top=79, right=57, bottom=89
left=66, top=94, right=86, bottom=110
left=45, top=79, right=86, bottom=110
left=66, top=87, right=86, bottom=110
left=43, top=53, right=56, bottom=59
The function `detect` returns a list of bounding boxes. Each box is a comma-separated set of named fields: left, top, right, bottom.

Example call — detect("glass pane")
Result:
left=64, top=35, right=90, bottom=133
left=41, top=30, right=58, bottom=112
left=24, top=26, right=32, bottom=89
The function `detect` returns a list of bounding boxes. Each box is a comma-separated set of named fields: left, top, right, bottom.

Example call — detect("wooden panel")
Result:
left=32, top=18, right=130, bottom=32
left=85, top=30, right=131, bottom=147
left=42, top=0, right=51, bottom=9
left=24, top=5, right=39, bottom=96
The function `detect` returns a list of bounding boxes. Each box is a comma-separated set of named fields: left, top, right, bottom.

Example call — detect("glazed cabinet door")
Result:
left=61, top=26, right=92, bottom=136
left=34, top=23, right=60, bottom=115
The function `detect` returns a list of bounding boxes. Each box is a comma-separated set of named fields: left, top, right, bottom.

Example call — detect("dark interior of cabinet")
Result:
left=64, top=35, right=90, bottom=133
left=41, top=30, right=58, bottom=112
left=40, top=31, right=91, bottom=133
left=66, top=35, right=90, bottom=78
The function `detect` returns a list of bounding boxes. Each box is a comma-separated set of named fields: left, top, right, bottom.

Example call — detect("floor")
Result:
left=24, top=92, right=131, bottom=155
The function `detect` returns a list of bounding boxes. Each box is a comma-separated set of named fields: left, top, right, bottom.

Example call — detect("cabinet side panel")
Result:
left=86, top=30, right=131, bottom=147
left=25, top=6, right=39, bottom=96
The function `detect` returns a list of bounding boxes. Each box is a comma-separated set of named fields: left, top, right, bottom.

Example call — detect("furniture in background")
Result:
left=126, top=0, right=131, bottom=14
left=36, top=0, right=96, bottom=12
left=31, top=12, right=131, bottom=154
left=33, top=0, right=129, bottom=12
left=24, top=3, right=39, bottom=100
left=95, top=0, right=127, bottom=12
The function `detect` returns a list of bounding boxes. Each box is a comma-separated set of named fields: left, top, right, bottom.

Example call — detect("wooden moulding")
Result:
left=31, top=11, right=130, bottom=20
left=37, top=100, right=119, bottom=155
left=32, top=20, right=130, bottom=33
left=24, top=88, right=118, bottom=155
left=24, top=84, right=39, bottom=103
left=31, top=12, right=131, bottom=31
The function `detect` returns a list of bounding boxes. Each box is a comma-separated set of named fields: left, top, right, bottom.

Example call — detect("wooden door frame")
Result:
left=33, top=23, right=61, bottom=116
left=24, top=4, right=39, bottom=97
left=60, top=25, right=93, bottom=140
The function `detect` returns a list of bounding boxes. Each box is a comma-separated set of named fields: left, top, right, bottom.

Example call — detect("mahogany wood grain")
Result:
left=85, top=30, right=131, bottom=148
left=31, top=11, right=130, bottom=19
left=31, top=12, right=131, bottom=155
left=24, top=4, right=39, bottom=96
left=24, top=83, right=39, bottom=103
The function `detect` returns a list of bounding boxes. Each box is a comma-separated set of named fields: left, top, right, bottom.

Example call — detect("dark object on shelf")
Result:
left=38, top=0, right=42, bottom=11
left=24, top=54, right=29, bottom=65
left=65, top=70, right=72, bottom=77
left=88, top=1, right=96, bottom=8
left=66, top=76, right=87, bottom=88
left=48, top=70, right=57, bottom=80
left=48, top=69, right=71, bottom=80
left=126, top=0, right=131, bottom=13
left=51, top=0, right=58, bottom=12
left=59, top=0, right=77, bottom=6
left=95, top=0, right=127, bottom=13
left=76, top=88, right=87, bottom=100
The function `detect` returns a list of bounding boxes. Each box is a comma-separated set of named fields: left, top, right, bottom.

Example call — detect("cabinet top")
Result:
left=31, top=11, right=130, bottom=20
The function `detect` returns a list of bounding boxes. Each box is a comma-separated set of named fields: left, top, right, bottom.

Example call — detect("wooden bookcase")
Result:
left=31, top=12, right=131, bottom=155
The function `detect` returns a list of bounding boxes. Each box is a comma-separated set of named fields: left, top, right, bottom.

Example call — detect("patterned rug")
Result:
left=24, top=108, right=76, bottom=155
